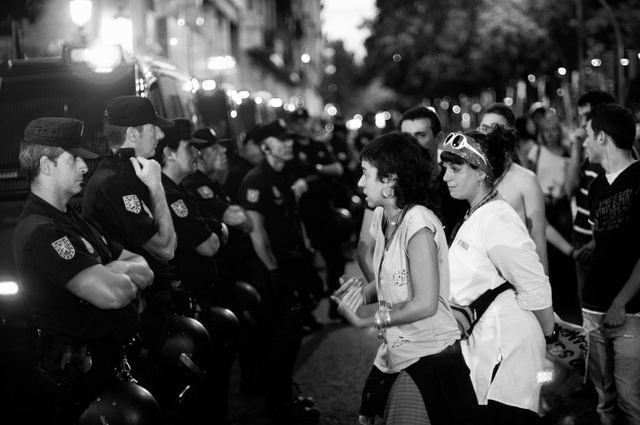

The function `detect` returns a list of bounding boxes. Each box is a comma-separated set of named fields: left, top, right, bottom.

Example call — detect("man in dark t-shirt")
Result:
left=582, top=104, right=640, bottom=425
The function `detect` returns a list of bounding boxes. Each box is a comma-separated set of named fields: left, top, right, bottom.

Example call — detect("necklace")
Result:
left=448, top=189, right=498, bottom=246
left=388, top=209, right=403, bottom=226
left=464, top=189, right=498, bottom=220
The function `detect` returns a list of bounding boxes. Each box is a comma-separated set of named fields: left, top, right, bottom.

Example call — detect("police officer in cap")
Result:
left=238, top=119, right=321, bottom=423
left=223, top=127, right=265, bottom=203
left=82, top=96, right=177, bottom=357
left=13, top=117, right=155, bottom=424
left=287, top=108, right=346, bottom=322
left=155, top=118, right=236, bottom=424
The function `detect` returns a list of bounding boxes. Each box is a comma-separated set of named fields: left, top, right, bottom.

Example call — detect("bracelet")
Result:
left=545, top=323, right=560, bottom=345
left=374, top=310, right=382, bottom=330
left=384, top=310, right=391, bottom=328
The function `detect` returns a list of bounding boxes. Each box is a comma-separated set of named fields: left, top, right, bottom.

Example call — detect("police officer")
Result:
left=287, top=108, right=346, bottom=322
left=155, top=118, right=235, bottom=424
left=238, top=119, right=321, bottom=423
left=82, top=97, right=193, bottom=418
left=184, top=127, right=280, bottom=398
left=82, top=96, right=177, bottom=352
left=184, top=128, right=256, bottom=282
left=13, top=118, right=154, bottom=424
left=223, top=129, right=264, bottom=203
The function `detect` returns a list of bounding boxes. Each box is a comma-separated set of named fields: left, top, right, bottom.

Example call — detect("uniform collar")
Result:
left=23, top=192, right=76, bottom=224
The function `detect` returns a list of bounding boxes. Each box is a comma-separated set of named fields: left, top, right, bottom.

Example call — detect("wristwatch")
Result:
left=545, top=324, right=560, bottom=345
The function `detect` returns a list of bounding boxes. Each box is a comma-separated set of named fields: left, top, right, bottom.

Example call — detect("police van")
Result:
left=0, top=43, right=202, bottom=422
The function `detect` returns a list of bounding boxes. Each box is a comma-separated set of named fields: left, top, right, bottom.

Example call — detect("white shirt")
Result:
left=370, top=205, right=460, bottom=373
left=449, top=200, right=552, bottom=412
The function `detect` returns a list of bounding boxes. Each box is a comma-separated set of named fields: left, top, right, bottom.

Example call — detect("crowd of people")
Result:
left=11, top=88, right=640, bottom=425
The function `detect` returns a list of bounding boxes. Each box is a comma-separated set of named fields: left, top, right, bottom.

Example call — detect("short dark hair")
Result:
left=103, top=121, right=144, bottom=150
left=590, top=103, right=636, bottom=150
left=483, top=103, right=515, bottom=128
left=399, top=106, right=442, bottom=138
left=441, top=126, right=515, bottom=185
left=19, top=141, right=64, bottom=184
left=359, top=132, right=439, bottom=214
left=577, top=90, right=615, bottom=108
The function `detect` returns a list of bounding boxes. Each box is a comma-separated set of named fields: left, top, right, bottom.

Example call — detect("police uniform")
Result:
left=13, top=118, right=141, bottom=423
left=183, top=169, right=233, bottom=219
left=83, top=148, right=176, bottom=297
left=286, top=136, right=344, bottom=305
left=161, top=172, right=217, bottom=298
left=240, top=160, right=304, bottom=256
left=224, top=153, right=255, bottom=203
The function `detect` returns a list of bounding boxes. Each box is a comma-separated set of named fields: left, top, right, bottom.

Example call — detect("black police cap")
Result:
left=244, top=119, right=293, bottom=145
left=158, top=118, right=208, bottom=150
left=192, top=128, right=231, bottom=150
left=104, top=96, right=174, bottom=128
left=23, top=117, right=98, bottom=159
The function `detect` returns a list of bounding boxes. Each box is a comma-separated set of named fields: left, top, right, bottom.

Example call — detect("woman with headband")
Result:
left=442, top=127, right=557, bottom=424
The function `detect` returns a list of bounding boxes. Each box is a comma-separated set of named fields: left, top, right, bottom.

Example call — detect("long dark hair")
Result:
left=360, top=132, right=440, bottom=215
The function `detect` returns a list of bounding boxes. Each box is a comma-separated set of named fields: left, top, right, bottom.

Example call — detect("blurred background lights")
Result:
left=620, top=58, right=630, bottom=66
left=169, top=38, right=178, bottom=46
left=591, top=58, right=602, bottom=67
left=301, top=53, right=311, bottom=63
left=557, top=67, right=567, bottom=76
left=527, top=74, right=536, bottom=83
left=201, top=80, right=216, bottom=91
left=268, top=98, right=283, bottom=108
left=392, top=54, right=401, bottom=62
left=326, top=104, right=338, bottom=116
left=452, top=105, right=461, bottom=114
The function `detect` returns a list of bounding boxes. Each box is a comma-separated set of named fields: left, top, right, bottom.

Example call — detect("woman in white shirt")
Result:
left=332, top=132, right=478, bottom=424
left=442, top=127, right=557, bottom=424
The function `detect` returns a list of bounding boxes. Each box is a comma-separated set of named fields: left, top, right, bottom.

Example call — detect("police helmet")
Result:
left=208, top=306, right=242, bottom=345
left=77, top=382, right=161, bottom=425
left=159, top=315, right=212, bottom=374
left=234, top=281, right=262, bottom=313
left=331, top=207, right=354, bottom=243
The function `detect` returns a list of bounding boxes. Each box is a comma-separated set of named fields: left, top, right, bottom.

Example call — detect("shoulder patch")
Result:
left=123, top=195, right=141, bottom=214
left=171, top=199, right=189, bottom=218
left=197, top=185, right=214, bottom=199
left=247, top=189, right=260, bottom=203
left=80, top=237, right=95, bottom=254
left=52, top=236, right=75, bottom=260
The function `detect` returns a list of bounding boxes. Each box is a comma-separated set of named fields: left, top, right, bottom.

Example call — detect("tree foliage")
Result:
left=362, top=0, right=640, bottom=106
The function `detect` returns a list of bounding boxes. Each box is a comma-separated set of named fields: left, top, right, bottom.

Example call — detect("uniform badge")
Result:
left=123, top=195, right=141, bottom=214
left=141, top=200, right=153, bottom=218
left=52, top=236, right=75, bottom=260
left=197, top=185, right=214, bottom=199
left=171, top=199, right=189, bottom=218
left=80, top=237, right=94, bottom=254
left=272, top=186, right=281, bottom=198
left=247, top=189, right=260, bottom=203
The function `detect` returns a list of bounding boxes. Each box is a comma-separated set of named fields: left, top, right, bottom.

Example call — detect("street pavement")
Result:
left=227, top=261, right=600, bottom=425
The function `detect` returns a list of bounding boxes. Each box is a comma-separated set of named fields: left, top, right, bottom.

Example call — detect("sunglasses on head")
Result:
left=443, top=133, right=489, bottom=166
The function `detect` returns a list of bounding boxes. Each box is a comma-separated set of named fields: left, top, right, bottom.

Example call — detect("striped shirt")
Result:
left=572, top=160, right=603, bottom=246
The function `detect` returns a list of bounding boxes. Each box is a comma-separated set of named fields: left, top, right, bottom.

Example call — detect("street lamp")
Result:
left=69, top=0, right=92, bottom=42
